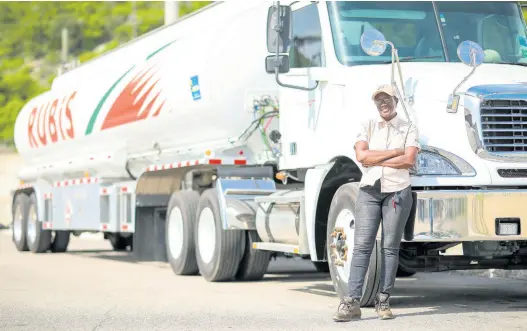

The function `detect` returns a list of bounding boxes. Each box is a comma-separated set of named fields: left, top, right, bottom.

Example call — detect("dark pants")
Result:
left=347, top=180, right=413, bottom=298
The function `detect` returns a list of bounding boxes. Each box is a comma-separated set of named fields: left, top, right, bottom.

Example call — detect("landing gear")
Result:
left=106, top=233, right=132, bottom=251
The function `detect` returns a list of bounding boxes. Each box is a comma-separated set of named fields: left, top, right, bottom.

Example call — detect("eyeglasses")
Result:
left=374, top=97, right=394, bottom=106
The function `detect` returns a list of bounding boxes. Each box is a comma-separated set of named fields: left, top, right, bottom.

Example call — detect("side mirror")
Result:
left=265, top=55, right=290, bottom=74
left=456, top=40, right=484, bottom=67
left=266, top=5, right=292, bottom=53
left=360, top=29, right=388, bottom=56
left=447, top=40, right=484, bottom=113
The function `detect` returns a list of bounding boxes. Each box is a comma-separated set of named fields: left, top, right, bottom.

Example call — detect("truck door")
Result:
left=277, top=2, right=329, bottom=170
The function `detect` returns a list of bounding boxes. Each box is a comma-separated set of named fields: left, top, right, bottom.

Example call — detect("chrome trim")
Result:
left=409, top=189, right=527, bottom=241
left=463, top=84, right=527, bottom=162
left=413, top=146, right=476, bottom=177
left=216, top=178, right=277, bottom=230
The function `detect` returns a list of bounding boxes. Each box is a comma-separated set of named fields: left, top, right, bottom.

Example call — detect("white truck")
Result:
left=10, top=1, right=527, bottom=306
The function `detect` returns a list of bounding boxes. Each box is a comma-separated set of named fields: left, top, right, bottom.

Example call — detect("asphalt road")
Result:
left=1, top=231, right=526, bottom=331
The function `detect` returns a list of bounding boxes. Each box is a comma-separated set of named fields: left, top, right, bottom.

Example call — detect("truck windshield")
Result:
left=327, top=1, right=445, bottom=65
left=327, top=1, right=527, bottom=66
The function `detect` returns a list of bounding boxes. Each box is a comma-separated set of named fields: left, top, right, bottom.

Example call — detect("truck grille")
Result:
left=481, top=99, right=527, bottom=153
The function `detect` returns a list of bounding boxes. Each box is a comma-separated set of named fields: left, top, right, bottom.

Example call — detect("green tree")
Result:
left=0, top=1, right=211, bottom=145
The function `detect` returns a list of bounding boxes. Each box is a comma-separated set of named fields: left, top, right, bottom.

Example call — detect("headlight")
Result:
left=411, top=147, right=476, bottom=176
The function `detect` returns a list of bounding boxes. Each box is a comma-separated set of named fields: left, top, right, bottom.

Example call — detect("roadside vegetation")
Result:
left=0, top=1, right=210, bottom=146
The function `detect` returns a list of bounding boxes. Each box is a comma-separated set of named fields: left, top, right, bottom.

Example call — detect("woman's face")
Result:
left=374, top=92, right=396, bottom=120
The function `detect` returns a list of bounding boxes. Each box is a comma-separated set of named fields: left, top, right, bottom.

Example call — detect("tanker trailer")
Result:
left=10, top=0, right=527, bottom=308
left=11, top=1, right=279, bottom=253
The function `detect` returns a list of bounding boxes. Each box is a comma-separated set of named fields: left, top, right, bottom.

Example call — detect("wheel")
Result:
left=109, top=234, right=131, bottom=251
left=313, top=261, right=330, bottom=273
left=396, top=265, right=416, bottom=277
left=236, top=230, right=271, bottom=281
left=12, top=193, right=30, bottom=252
left=26, top=193, right=51, bottom=253
left=327, top=182, right=381, bottom=308
left=194, top=188, right=244, bottom=282
left=165, top=190, right=200, bottom=275
left=50, top=231, right=70, bottom=253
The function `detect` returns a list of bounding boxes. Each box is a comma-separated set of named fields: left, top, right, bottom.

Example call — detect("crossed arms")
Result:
left=355, top=141, right=419, bottom=169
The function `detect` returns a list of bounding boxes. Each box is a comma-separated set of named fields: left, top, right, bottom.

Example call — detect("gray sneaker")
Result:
left=375, top=292, right=394, bottom=320
left=332, top=297, right=361, bottom=322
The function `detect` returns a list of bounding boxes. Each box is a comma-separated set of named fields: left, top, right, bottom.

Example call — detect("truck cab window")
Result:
left=435, top=1, right=527, bottom=65
left=289, top=4, right=325, bottom=68
left=327, top=1, right=445, bottom=66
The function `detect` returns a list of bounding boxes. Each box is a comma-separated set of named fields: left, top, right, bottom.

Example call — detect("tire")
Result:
left=396, top=265, right=416, bottom=277
left=51, top=231, right=70, bottom=253
left=194, top=188, right=244, bottom=282
left=327, top=182, right=381, bottom=308
left=313, top=261, right=330, bottom=273
left=26, top=193, right=52, bottom=253
left=12, top=193, right=30, bottom=252
left=165, top=190, right=200, bottom=275
left=236, top=230, right=271, bottom=281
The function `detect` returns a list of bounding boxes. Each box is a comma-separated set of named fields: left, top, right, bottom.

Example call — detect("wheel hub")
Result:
left=13, top=207, right=22, bottom=242
left=198, top=207, right=216, bottom=264
left=27, top=205, right=37, bottom=246
left=168, top=207, right=184, bottom=259
left=330, top=227, right=348, bottom=267
left=329, top=209, right=355, bottom=283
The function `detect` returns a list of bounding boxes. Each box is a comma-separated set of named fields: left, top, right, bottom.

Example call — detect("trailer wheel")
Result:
left=166, top=190, right=200, bottom=275
left=26, top=193, right=51, bottom=253
left=327, top=182, right=381, bottom=308
left=51, top=231, right=70, bottom=253
left=235, top=230, right=271, bottom=281
left=12, top=193, right=30, bottom=252
left=194, top=188, right=244, bottom=282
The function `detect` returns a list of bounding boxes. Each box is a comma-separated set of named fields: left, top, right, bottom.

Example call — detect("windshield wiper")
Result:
left=380, top=55, right=443, bottom=64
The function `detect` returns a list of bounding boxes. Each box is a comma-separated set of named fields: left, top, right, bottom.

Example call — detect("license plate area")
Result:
left=495, top=218, right=521, bottom=235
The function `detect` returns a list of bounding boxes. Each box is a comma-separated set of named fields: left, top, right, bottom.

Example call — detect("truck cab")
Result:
left=266, top=1, right=527, bottom=305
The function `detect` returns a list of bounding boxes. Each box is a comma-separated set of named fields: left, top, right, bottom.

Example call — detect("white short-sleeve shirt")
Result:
left=355, top=114, right=420, bottom=193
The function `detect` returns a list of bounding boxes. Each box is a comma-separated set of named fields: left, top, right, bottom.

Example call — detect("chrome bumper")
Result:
left=409, top=189, right=527, bottom=241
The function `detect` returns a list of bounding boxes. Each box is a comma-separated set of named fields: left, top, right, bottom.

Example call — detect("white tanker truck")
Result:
left=10, top=1, right=527, bottom=306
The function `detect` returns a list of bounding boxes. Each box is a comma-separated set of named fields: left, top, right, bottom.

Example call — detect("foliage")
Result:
left=0, top=1, right=211, bottom=145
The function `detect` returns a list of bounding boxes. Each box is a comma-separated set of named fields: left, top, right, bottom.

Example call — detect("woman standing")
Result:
left=333, top=84, right=420, bottom=322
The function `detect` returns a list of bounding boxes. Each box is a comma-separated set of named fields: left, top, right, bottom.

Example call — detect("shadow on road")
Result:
left=65, top=248, right=334, bottom=282
left=391, top=278, right=527, bottom=317
left=66, top=249, right=137, bottom=263
left=64, top=247, right=527, bottom=318
left=292, top=273, right=527, bottom=318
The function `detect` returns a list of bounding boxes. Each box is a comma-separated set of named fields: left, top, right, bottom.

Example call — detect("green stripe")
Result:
left=85, top=66, right=135, bottom=135
left=147, top=40, right=176, bottom=60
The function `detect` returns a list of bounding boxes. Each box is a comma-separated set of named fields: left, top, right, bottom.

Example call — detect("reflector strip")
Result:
left=146, top=157, right=248, bottom=172
left=54, top=177, right=100, bottom=187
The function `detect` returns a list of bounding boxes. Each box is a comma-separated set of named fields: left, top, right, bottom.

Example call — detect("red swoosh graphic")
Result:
left=101, top=66, right=165, bottom=130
